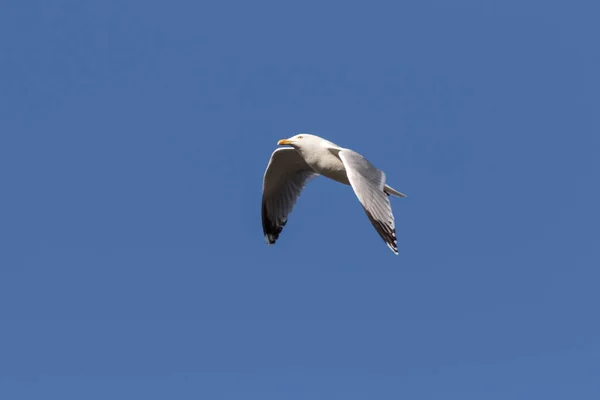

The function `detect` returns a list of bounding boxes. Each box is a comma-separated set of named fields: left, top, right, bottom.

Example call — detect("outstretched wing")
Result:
left=338, top=149, right=398, bottom=254
left=262, top=148, right=318, bottom=244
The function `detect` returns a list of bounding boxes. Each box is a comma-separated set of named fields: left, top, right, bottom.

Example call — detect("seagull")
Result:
left=261, top=133, right=406, bottom=254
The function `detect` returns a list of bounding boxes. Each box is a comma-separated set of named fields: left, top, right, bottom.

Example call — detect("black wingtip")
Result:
left=262, top=202, right=284, bottom=245
left=369, top=215, right=399, bottom=255
left=265, top=234, right=277, bottom=245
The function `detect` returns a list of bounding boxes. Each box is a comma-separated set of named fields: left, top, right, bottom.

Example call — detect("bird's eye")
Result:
left=297, top=136, right=303, bottom=139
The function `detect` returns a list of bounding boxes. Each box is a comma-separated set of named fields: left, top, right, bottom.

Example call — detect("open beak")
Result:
left=277, top=139, right=292, bottom=145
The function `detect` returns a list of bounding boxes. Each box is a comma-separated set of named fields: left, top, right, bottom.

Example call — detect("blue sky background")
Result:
left=1, top=0, right=599, bottom=398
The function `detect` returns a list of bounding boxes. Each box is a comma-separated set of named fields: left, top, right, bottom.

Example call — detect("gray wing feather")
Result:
left=338, top=149, right=398, bottom=254
left=262, top=148, right=318, bottom=244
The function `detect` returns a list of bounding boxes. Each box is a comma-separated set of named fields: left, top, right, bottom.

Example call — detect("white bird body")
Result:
left=294, top=139, right=349, bottom=184
left=261, top=133, right=406, bottom=254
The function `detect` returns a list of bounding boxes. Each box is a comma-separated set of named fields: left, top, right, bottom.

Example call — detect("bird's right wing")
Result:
left=338, top=149, right=398, bottom=254
left=262, top=148, right=318, bottom=244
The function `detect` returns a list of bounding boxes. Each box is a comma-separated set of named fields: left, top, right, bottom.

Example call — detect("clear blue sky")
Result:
left=1, top=0, right=599, bottom=398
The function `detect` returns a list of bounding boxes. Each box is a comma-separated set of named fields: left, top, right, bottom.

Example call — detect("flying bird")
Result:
left=261, top=133, right=406, bottom=254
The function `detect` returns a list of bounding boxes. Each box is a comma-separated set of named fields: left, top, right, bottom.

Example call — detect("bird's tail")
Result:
left=384, top=184, right=407, bottom=198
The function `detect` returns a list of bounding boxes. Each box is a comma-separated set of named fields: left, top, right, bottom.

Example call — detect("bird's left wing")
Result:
left=262, top=148, right=318, bottom=245
left=338, top=149, right=398, bottom=254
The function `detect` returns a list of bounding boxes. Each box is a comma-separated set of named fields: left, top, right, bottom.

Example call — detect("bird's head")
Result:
left=277, top=133, right=323, bottom=150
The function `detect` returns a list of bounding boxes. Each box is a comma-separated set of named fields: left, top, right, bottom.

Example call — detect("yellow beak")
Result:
left=278, top=139, right=292, bottom=145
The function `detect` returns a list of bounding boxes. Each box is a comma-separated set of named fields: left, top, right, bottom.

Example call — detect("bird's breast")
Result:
left=305, top=151, right=350, bottom=185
